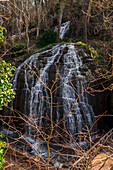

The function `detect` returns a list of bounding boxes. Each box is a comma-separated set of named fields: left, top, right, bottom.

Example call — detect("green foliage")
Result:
left=76, top=41, right=89, bottom=51
left=0, top=27, right=5, bottom=43
left=0, top=26, right=15, bottom=110
left=39, top=29, right=57, bottom=47
left=89, top=46, right=99, bottom=59
left=0, top=131, right=6, bottom=170
left=0, top=27, right=14, bottom=169
left=0, top=60, right=15, bottom=110
left=76, top=41, right=99, bottom=58
left=9, top=44, right=26, bottom=59
left=11, top=44, right=25, bottom=53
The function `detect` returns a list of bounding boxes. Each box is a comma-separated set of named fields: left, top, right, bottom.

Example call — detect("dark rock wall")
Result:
left=76, top=45, right=112, bottom=131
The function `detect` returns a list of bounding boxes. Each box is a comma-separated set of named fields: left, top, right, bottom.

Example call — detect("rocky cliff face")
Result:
left=1, top=43, right=111, bottom=138
left=77, top=46, right=111, bottom=131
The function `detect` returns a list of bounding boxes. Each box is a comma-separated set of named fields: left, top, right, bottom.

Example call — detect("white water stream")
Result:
left=12, top=43, right=96, bottom=136
left=54, top=21, right=70, bottom=39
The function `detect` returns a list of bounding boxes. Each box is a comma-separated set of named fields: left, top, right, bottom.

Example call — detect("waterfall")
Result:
left=54, top=21, right=70, bottom=39
left=12, top=43, right=96, bottom=137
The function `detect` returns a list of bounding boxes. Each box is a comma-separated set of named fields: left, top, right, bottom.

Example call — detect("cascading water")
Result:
left=54, top=21, right=70, bottom=39
left=1, top=43, right=98, bottom=164
left=11, top=43, right=96, bottom=137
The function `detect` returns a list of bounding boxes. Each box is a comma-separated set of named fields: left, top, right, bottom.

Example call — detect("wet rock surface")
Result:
left=1, top=43, right=111, bottom=163
left=3, top=43, right=111, bottom=131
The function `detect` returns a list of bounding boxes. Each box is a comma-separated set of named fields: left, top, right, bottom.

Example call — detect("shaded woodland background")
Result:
left=0, top=0, right=112, bottom=104
left=0, top=0, right=112, bottom=49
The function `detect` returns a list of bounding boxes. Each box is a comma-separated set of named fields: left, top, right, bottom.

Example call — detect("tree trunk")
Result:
left=84, top=14, right=87, bottom=43
left=24, top=0, right=30, bottom=51
left=24, top=14, right=29, bottom=51
left=36, top=0, right=42, bottom=40
left=111, top=51, right=113, bottom=76
left=36, top=24, right=40, bottom=40
left=87, top=0, right=92, bottom=35
left=57, top=1, right=65, bottom=43
left=19, top=0, right=23, bottom=40
left=82, top=0, right=87, bottom=43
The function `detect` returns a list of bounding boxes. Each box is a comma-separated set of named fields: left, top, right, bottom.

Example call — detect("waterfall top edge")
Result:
left=33, top=43, right=82, bottom=54
left=14, top=42, right=87, bottom=74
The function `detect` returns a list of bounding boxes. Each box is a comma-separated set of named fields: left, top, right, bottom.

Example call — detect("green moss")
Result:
left=76, top=41, right=89, bottom=51
left=76, top=41, right=99, bottom=59
left=34, top=42, right=67, bottom=52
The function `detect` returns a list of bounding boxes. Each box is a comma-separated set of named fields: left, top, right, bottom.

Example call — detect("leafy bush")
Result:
left=0, top=26, right=13, bottom=169
left=0, top=60, right=15, bottom=110
left=0, top=131, right=6, bottom=169
left=39, top=29, right=57, bottom=47
left=0, top=27, right=15, bottom=110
